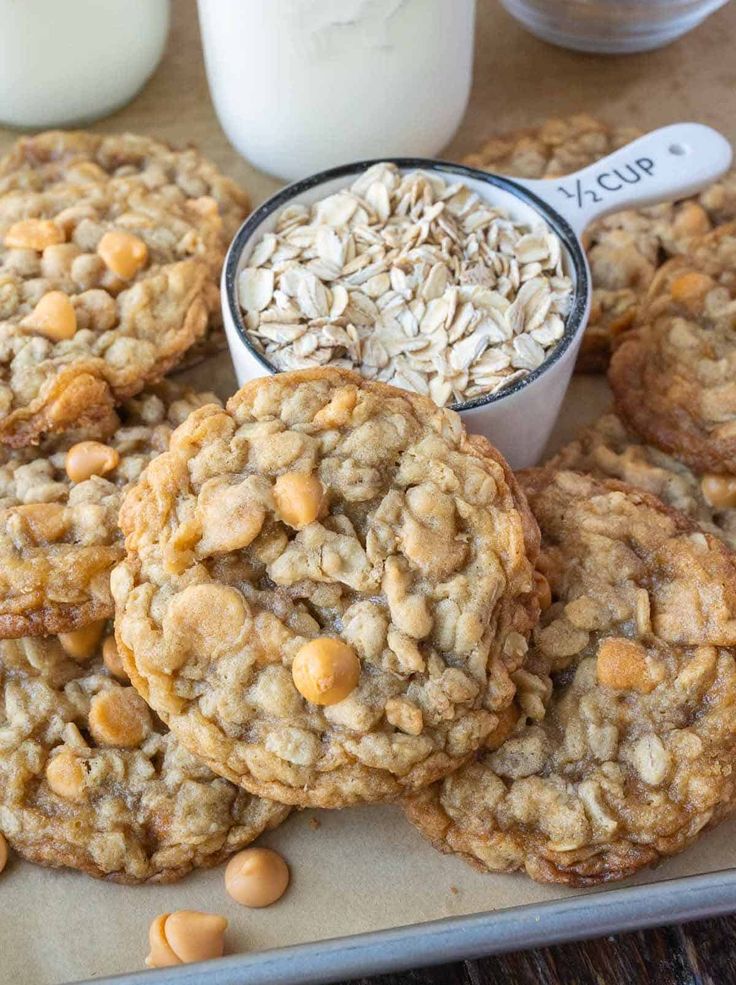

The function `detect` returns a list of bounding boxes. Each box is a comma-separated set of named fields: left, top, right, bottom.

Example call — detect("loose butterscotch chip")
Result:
left=146, top=913, right=179, bottom=968
left=66, top=441, right=120, bottom=483
left=4, top=218, right=64, bottom=251
left=88, top=687, right=152, bottom=747
left=0, top=832, right=7, bottom=874
left=21, top=291, right=77, bottom=341
left=224, top=847, right=290, bottom=907
left=46, top=749, right=86, bottom=801
left=273, top=471, right=325, bottom=529
left=292, top=638, right=361, bottom=706
left=59, top=621, right=106, bottom=661
left=97, top=230, right=148, bottom=280
left=146, top=911, right=228, bottom=968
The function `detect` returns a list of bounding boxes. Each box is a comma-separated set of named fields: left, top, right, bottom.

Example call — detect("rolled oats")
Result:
left=238, top=164, right=572, bottom=407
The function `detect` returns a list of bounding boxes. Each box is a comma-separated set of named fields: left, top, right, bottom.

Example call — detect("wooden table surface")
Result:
left=336, top=915, right=736, bottom=984
left=3, top=2, right=736, bottom=983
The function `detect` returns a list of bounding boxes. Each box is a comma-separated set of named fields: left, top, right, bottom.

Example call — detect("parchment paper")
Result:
left=2, top=2, right=736, bottom=982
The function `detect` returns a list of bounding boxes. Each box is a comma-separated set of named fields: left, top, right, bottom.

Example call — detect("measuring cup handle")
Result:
left=512, top=123, right=733, bottom=237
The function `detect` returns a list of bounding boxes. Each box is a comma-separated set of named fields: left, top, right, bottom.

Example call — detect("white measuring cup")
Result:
left=221, top=123, right=732, bottom=468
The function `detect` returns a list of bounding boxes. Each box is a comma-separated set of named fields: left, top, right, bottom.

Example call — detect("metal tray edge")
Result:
left=73, top=865, right=736, bottom=985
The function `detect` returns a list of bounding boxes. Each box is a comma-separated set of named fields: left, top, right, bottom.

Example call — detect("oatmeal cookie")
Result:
left=404, top=469, right=736, bottom=886
left=112, top=368, right=540, bottom=809
left=0, top=130, right=249, bottom=445
left=464, top=114, right=729, bottom=372
left=610, top=223, right=736, bottom=475
left=549, top=411, right=736, bottom=548
left=0, top=630, right=289, bottom=883
left=0, top=382, right=218, bottom=638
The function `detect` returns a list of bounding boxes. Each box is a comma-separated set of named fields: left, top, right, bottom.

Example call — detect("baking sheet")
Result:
left=2, top=1, right=736, bottom=983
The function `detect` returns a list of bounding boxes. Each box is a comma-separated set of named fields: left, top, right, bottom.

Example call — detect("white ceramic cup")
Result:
left=222, top=123, right=732, bottom=468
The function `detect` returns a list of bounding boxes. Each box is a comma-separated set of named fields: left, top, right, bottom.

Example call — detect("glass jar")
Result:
left=197, top=0, right=476, bottom=181
left=0, top=0, right=170, bottom=129
left=499, top=0, right=729, bottom=53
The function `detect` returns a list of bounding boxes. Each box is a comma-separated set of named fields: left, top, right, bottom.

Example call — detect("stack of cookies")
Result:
left=401, top=120, right=736, bottom=886
left=0, top=132, right=290, bottom=884
left=2, top=119, right=736, bottom=907
left=465, top=114, right=736, bottom=372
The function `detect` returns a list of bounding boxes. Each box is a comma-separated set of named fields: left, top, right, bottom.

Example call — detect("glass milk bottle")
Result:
left=0, top=0, right=170, bottom=128
left=197, top=0, right=476, bottom=181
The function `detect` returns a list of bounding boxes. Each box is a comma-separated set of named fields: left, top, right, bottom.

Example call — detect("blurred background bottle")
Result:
left=499, top=0, right=729, bottom=53
left=197, top=0, right=476, bottom=181
left=0, top=0, right=169, bottom=128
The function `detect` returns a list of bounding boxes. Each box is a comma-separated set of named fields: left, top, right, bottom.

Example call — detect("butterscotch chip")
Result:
left=146, top=913, right=178, bottom=969
left=0, top=832, right=7, bottom=873
left=146, top=912, right=228, bottom=968
left=0, top=382, right=218, bottom=639
left=113, top=368, right=540, bottom=809
left=292, top=638, right=360, bottom=705
left=273, top=471, right=325, bottom=529
left=596, top=638, right=654, bottom=693
left=0, top=130, right=250, bottom=446
left=224, top=847, right=289, bottom=907
left=46, top=748, right=87, bottom=801
left=0, top=629, right=290, bottom=883
left=670, top=271, right=714, bottom=305
left=549, top=411, right=736, bottom=549
left=4, top=218, right=64, bottom=251
left=701, top=474, right=736, bottom=510
left=65, top=440, right=120, bottom=483
left=97, top=231, right=148, bottom=280
left=405, top=469, right=736, bottom=886
left=88, top=687, right=153, bottom=747
left=463, top=114, right=736, bottom=373
left=59, top=620, right=106, bottom=661
left=21, top=291, right=77, bottom=341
